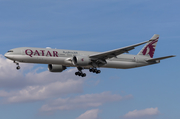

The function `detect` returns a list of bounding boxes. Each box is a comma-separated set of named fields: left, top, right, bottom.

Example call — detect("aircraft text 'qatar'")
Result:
left=25, top=49, right=61, bottom=57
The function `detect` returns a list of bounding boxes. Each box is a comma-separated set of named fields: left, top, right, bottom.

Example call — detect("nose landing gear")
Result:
left=14, top=61, right=20, bottom=70
left=16, top=65, right=20, bottom=70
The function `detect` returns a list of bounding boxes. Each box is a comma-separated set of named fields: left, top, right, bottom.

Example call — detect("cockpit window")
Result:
left=7, top=50, right=13, bottom=52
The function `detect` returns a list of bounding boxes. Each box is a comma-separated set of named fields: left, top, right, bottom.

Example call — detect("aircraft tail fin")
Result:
left=138, top=34, right=159, bottom=58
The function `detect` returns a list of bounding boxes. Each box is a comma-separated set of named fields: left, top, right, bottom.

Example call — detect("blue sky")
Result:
left=0, top=0, right=179, bottom=119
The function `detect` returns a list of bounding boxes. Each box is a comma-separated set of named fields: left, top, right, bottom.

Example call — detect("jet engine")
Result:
left=48, top=64, right=66, bottom=72
left=72, top=56, right=91, bottom=66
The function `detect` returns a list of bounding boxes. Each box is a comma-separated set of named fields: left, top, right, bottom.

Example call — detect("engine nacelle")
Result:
left=48, top=64, right=66, bottom=72
left=72, top=56, right=91, bottom=66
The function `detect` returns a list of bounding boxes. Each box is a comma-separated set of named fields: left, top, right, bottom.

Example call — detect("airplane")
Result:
left=4, top=34, right=175, bottom=77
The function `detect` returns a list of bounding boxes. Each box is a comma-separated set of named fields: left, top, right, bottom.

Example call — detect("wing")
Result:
left=89, top=39, right=155, bottom=60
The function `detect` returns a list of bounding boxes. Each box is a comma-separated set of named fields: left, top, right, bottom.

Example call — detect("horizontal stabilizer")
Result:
left=146, top=55, right=176, bottom=62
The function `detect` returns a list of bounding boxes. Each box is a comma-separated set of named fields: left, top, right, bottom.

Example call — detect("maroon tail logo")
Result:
left=142, top=40, right=158, bottom=58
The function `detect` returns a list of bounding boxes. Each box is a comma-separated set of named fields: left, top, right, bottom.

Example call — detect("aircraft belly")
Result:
left=13, top=55, right=66, bottom=64
left=11, top=55, right=149, bottom=69
left=104, top=60, right=138, bottom=69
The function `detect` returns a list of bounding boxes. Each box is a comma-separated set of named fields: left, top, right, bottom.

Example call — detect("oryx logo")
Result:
left=81, top=58, right=84, bottom=61
left=142, top=39, right=158, bottom=58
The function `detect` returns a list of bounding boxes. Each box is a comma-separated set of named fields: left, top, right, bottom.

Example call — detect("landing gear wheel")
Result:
left=89, top=68, right=101, bottom=74
left=96, top=70, right=101, bottom=74
left=89, top=68, right=93, bottom=72
left=93, top=69, right=97, bottom=73
left=75, top=72, right=80, bottom=75
left=14, top=61, right=20, bottom=70
left=75, top=67, right=86, bottom=77
left=16, top=66, right=20, bottom=70
left=81, top=73, right=86, bottom=77
left=78, top=73, right=81, bottom=76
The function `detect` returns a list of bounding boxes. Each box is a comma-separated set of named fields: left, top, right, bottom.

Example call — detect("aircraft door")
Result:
left=134, top=56, right=138, bottom=63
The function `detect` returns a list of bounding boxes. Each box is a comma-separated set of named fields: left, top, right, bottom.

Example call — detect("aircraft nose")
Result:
left=4, top=53, right=13, bottom=59
left=4, top=53, right=9, bottom=58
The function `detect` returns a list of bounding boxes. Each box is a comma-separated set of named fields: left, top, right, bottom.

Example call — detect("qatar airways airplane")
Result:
left=4, top=34, right=175, bottom=77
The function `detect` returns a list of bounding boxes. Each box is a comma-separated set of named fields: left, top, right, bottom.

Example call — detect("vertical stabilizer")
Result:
left=138, top=34, right=159, bottom=58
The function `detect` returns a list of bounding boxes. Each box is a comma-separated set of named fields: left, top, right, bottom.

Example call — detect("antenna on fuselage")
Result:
left=46, top=47, right=52, bottom=49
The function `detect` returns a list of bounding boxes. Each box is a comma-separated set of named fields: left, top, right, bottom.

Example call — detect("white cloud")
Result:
left=123, top=107, right=160, bottom=119
left=0, top=55, right=33, bottom=89
left=76, top=109, right=100, bottom=119
left=0, top=55, right=133, bottom=117
left=0, top=55, right=85, bottom=103
left=40, top=91, right=133, bottom=112
left=0, top=55, right=85, bottom=89
left=0, top=55, right=86, bottom=88
left=4, top=79, right=83, bottom=103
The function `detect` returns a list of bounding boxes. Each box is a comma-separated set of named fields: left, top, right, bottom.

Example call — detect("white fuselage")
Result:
left=4, top=47, right=155, bottom=69
left=4, top=34, right=174, bottom=77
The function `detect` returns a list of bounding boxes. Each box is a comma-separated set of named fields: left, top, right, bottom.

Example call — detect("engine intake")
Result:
left=72, top=56, right=91, bottom=66
left=48, top=64, right=66, bottom=72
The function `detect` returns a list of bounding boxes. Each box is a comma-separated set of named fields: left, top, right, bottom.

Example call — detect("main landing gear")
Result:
left=75, top=67, right=86, bottom=77
left=89, top=68, right=101, bottom=74
left=14, top=61, right=20, bottom=70
left=75, top=67, right=101, bottom=77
